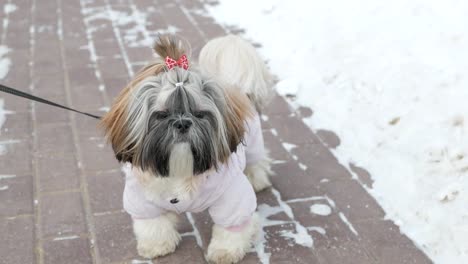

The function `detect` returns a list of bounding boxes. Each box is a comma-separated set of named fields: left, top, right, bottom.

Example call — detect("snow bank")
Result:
left=207, top=0, right=468, bottom=262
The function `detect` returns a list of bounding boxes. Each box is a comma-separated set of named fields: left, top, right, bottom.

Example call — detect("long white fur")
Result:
left=135, top=143, right=204, bottom=205
left=133, top=212, right=181, bottom=259
left=199, top=35, right=273, bottom=109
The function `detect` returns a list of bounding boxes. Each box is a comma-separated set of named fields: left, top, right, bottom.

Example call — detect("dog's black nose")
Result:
left=170, top=198, right=179, bottom=204
left=173, top=119, right=192, bottom=133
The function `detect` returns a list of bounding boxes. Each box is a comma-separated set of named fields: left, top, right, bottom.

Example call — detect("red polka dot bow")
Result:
left=165, top=55, right=189, bottom=70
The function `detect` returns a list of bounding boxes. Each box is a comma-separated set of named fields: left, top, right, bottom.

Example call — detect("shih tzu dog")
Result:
left=100, top=34, right=273, bottom=263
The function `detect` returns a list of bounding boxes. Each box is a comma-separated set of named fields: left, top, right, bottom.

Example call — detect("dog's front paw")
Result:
left=206, top=214, right=259, bottom=264
left=133, top=213, right=181, bottom=259
left=207, top=245, right=245, bottom=264
left=137, top=235, right=180, bottom=259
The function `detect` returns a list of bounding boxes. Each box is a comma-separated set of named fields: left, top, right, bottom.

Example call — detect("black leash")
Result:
left=0, top=84, right=102, bottom=120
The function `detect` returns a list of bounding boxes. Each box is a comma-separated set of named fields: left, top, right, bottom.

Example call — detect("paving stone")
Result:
left=154, top=237, right=205, bottom=264
left=297, top=106, right=313, bottom=118
left=270, top=160, right=324, bottom=200
left=36, top=122, right=75, bottom=153
left=94, top=212, right=138, bottom=263
left=320, top=179, right=385, bottom=222
left=125, top=47, right=153, bottom=63
left=63, top=50, right=94, bottom=69
left=69, top=84, right=105, bottom=109
left=263, top=223, right=319, bottom=264
left=316, top=129, right=341, bottom=149
left=262, top=129, right=290, bottom=162
left=315, top=242, right=376, bottom=264
left=256, top=189, right=292, bottom=222
left=1, top=92, right=31, bottom=113
left=43, top=237, right=93, bottom=264
left=88, top=170, right=125, bottom=213
left=353, top=219, right=434, bottom=264
left=33, top=73, right=66, bottom=98
left=373, top=245, right=433, bottom=264
left=41, top=191, right=87, bottom=238
left=94, top=40, right=122, bottom=58
left=0, top=112, right=32, bottom=140
left=0, top=216, right=35, bottom=264
left=349, top=163, right=374, bottom=188
left=34, top=103, right=70, bottom=124
left=37, top=152, right=80, bottom=192
left=179, top=213, right=194, bottom=234
left=97, top=57, right=130, bottom=80
left=78, top=136, right=120, bottom=171
left=102, top=76, right=128, bottom=99
left=74, top=114, right=104, bottom=138
left=67, top=66, right=101, bottom=88
left=268, top=113, right=320, bottom=145
left=0, top=175, right=34, bottom=217
left=291, top=142, right=352, bottom=182
left=264, top=94, right=293, bottom=115
left=288, top=199, right=357, bottom=249
left=190, top=211, right=213, bottom=250
left=0, top=139, right=32, bottom=175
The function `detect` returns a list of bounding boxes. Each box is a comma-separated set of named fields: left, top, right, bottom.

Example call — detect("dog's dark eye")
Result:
left=193, top=111, right=206, bottom=119
left=154, top=111, right=169, bottom=120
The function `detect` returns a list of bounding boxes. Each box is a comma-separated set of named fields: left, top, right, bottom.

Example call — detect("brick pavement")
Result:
left=0, top=0, right=432, bottom=263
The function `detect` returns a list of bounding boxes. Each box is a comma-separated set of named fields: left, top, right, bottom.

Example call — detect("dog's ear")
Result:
left=100, top=87, right=134, bottom=163
left=100, top=57, right=167, bottom=163
left=223, top=86, right=254, bottom=152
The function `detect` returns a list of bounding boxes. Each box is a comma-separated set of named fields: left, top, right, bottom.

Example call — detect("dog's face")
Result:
left=136, top=68, right=234, bottom=176
left=101, top=66, right=252, bottom=177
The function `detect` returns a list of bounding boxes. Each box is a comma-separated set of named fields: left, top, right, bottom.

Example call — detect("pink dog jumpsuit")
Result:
left=122, top=113, right=266, bottom=229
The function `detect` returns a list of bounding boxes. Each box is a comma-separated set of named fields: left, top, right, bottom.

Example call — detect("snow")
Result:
left=3, top=3, right=16, bottom=14
left=207, top=0, right=468, bottom=262
left=338, top=212, right=358, bottom=236
left=53, top=235, right=79, bottom=241
left=310, top=204, right=332, bottom=216
left=0, top=45, right=11, bottom=79
left=185, top=212, right=203, bottom=247
left=0, top=100, right=6, bottom=138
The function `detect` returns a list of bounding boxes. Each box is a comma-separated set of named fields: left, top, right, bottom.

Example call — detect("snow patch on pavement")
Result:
left=3, top=3, right=16, bottom=14
left=0, top=45, right=11, bottom=79
left=310, top=204, right=332, bottom=216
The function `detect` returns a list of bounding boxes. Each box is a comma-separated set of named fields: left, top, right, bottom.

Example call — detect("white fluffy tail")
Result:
left=199, top=35, right=273, bottom=110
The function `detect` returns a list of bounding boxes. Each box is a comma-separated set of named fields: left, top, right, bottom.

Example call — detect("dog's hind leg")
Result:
left=245, top=155, right=273, bottom=192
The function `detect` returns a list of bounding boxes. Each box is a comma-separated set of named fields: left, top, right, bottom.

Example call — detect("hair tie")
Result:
left=175, top=82, right=184, bottom=87
left=165, top=55, right=189, bottom=70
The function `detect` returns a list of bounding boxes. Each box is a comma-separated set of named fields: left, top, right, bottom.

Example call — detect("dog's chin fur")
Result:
left=135, top=143, right=207, bottom=204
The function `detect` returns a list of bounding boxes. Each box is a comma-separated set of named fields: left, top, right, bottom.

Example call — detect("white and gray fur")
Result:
left=125, top=68, right=238, bottom=176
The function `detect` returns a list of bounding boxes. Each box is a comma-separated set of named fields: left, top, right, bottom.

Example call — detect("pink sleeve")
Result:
left=244, top=112, right=267, bottom=165
left=208, top=167, right=257, bottom=228
left=122, top=164, right=166, bottom=219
